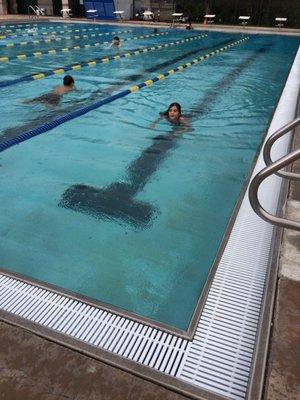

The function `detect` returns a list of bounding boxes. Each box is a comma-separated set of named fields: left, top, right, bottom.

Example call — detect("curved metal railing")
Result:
left=28, top=5, right=45, bottom=18
left=28, top=5, right=37, bottom=18
left=263, top=116, right=300, bottom=180
left=249, top=146, right=300, bottom=231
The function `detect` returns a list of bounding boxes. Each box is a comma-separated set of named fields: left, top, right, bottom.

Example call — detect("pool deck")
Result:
left=264, top=126, right=300, bottom=400
left=0, top=14, right=299, bottom=36
left=0, top=15, right=299, bottom=400
left=0, top=320, right=192, bottom=400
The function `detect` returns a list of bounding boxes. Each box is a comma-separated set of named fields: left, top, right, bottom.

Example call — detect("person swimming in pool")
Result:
left=109, top=36, right=121, bottom=48
left=24, top=75, right=75, bottom=106
left=150, top=102, right=190, bottom=130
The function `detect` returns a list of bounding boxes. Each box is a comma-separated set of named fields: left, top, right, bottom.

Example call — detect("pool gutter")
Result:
left=246, top=55, right=300, bottom=400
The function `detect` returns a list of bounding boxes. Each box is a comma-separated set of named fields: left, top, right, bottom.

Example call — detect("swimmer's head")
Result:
left=166, top=102, right=182, bottom=121
left=112, top=36, right=120, bottom=45
left=63, top=75, right=75, bottom=86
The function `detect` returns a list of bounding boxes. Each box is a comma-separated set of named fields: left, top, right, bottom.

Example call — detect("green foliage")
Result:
left=174, top=0, right=300, bottom=27
left=175, top=0, right=205, bottom=19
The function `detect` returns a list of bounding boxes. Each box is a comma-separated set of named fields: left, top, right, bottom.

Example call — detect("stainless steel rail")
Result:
left=28, top=5, right=45, bottom=18
left=263, top=116, right=300, bottom=180
left=28, top=5, right=38, bottom=19
left=249, top=147, right=300, bottom=231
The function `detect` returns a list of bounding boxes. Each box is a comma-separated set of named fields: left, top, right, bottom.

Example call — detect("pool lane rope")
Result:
left=0, top=37, right=249, bottom=154
left=0, top=22, right=64, bottom=31
left=0, top=33, right=207, bottom=87
left=0, top=29, right=134, bottom=49
left=0, top=23, right=37, bottom=29
left=1, top=23, right=74, bottom=28
left=0, top=31, right=170, bottom=63
left=3, top=24, right=106, bottom=33
left=0, top=24, right=132, bottom=40
left=0, top=23, right=80, bottom=31
left=0, top=27, right=135, bottom=46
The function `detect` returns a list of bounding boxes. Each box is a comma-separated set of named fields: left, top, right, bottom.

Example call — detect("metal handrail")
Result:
left=28, top=5, right=38, bottom=18
left=263, top=116, right=300, bottom=180
left=28, top=5, right=44, bottom=17
left=249, top=149, right=300, bottom=231
left=28, top=5, right=36, bottom=14
left=35, top=6, right=45, bottom=15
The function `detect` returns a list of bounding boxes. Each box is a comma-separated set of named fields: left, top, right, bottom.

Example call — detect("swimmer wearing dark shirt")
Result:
left=24, top=75, right=75, bottom=106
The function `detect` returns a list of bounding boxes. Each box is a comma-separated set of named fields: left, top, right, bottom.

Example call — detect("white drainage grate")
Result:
left=0, top=274, right=188, bottom=376
left=177, top=201, right=271, bottom=399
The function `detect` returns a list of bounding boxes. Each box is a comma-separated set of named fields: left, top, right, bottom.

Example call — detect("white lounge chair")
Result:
left=239, top=16, right=250, bottom=26
left=143, top=11, right=154, bottom=21
left=204, top=14, right=216, bottom=24
left=86, top=9, right=98, bottom=21
left=275, top=17, right=287, bottom=28
left=172, top=13, right=183, bottom=24
left=114, top=10, right=124, bottom=21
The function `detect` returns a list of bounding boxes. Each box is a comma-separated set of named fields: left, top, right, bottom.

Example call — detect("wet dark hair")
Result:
left=63, top=75, right=74, bottom=86
left=113, top=36, right=120, bottom=41
left=163, top=102, right=182, bottom=117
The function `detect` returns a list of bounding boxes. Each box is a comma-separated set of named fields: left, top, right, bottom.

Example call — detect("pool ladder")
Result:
left=28, top=5, right=45, bottom=19
left=249, top=116, right=300, bottom=231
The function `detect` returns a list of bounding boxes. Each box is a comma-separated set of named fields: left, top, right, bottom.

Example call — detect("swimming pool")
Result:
left=0, top=22, right=299, bottom=334
left=1, top=20, right=300, bottom=400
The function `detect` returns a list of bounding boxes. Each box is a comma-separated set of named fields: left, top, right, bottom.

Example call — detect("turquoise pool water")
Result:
left=0, top=22, right=299, bottom=330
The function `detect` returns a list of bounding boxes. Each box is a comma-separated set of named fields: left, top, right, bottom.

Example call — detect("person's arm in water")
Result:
left=109, top=37, right=121, bottom=48
left=109, top=42, right=121, bottom=49
left=177, top=116, right=191, bottom=132
left=150, top=115, right=190, bottom=131
left=150, top=115, right=163, bottom=129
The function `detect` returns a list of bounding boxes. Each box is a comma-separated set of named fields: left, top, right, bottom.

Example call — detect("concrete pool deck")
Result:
left=264, top=127, right=300, bottom=400
left=0, top=14, right=299, bottom=36
left=0, top=320, right=192, bottom=400
left=0, top=15, right=299, bottom=399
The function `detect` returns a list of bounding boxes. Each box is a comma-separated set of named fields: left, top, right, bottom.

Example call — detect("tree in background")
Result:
left=175, top=0, right=300, bottom=27
left=175, top=0, right=205, bottom=22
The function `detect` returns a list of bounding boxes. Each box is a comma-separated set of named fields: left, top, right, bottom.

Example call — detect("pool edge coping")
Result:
left=245, top=70, right=300, bottom=400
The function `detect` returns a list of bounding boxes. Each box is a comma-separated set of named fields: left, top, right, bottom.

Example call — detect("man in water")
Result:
left=109, top=36, right=121, bottom=48
left=24, top=75, right=75, bottom=106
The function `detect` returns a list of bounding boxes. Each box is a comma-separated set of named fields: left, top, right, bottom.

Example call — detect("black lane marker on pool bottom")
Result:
left=59, top=133, right=177, bottom=228
left=0, top=38, right=234, bottom=144
left=59, top=43, right=271, bottom=229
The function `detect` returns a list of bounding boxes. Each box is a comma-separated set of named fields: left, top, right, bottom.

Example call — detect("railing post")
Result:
left=263, top=116, right=300, bottom=180
left=249, top=148, right=300, bottom=231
